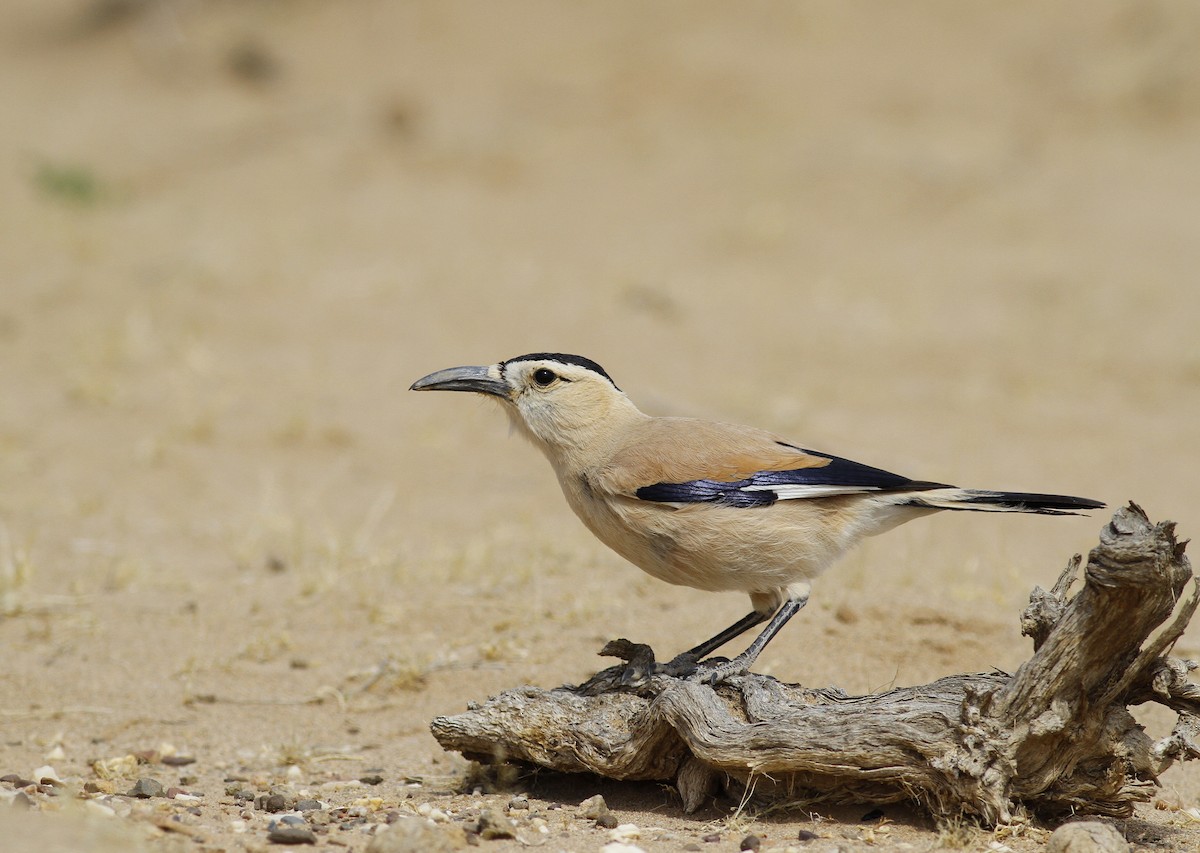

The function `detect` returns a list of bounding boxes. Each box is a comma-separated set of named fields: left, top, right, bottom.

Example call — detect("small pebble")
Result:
left=263, top=793, right=290, bottom=813
left=609, top=823, right=641, bottom=843
left=162, top=755, right=196, bottom=767
left=702, top=832, right=722, bottom=843
left=596, top=814, right=619, bottom=829
left=508, top=795, right=529, bottom=810
left=295, top=798, right=322, bottom=811
left=1046, top=821, right=1130, bottom=853
left=579, top=794, right=609, bottom=820
left=10, top=791, right=35, bottom=810
left=267, top=825, right=317, bottom=845
left=33, top=766, right=63, bottom=786
left=740, top=834, right=762, bottom=851
left=84, top=799, right=116, bottom=818
left=127, top=778, right=165, bottom=798
left=280, top=815, right=307, bottom=826
left=477, top=809, right=517, bottom=840
left=360, top=774, right=384, bottom=785
left=797, top=829, right=819, bottom=841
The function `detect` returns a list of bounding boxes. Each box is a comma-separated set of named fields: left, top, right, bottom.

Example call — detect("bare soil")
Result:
left=2, top=2, right=1199, bottom=851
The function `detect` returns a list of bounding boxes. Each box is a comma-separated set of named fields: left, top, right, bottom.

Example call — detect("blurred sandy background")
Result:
left=2, top=1, right=1199, bottom=850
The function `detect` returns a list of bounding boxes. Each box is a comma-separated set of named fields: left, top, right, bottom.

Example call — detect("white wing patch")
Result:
left=743, top=484, right=885, bottom=500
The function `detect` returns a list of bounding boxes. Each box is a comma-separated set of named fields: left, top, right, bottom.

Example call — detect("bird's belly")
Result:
left=568, top=492, right=853, bottom=595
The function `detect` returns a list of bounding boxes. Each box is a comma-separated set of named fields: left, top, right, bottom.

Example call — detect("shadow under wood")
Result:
left=432, top=503, right=1200, bottom=826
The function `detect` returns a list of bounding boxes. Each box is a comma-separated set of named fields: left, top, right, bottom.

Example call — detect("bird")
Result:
left=411, top=352, right=1104, bottom=684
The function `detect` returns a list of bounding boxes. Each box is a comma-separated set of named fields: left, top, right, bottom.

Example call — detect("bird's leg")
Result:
left=659, top=610, right=770, bottom=677
left=694, top=594, right=809, bottom=685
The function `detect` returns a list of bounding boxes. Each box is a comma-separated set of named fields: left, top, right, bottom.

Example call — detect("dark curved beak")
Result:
left=410, top=365, right=511, bottom=399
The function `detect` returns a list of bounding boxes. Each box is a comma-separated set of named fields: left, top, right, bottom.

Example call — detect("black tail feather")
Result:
left=957, top=490, right=1106, bottom=515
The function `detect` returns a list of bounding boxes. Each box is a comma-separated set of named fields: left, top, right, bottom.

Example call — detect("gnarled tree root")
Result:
left=431, top=503, right=1199, bottom=825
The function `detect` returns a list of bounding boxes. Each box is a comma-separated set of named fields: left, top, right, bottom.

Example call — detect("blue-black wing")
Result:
left=635, top=447, right=947, bottom=508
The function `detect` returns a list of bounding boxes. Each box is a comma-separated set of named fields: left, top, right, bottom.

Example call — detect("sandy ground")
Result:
left=2, top=1, right=1200, bottom=851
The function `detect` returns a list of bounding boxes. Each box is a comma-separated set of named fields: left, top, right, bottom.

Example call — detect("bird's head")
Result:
left=411, top=353, right=642, bottom=455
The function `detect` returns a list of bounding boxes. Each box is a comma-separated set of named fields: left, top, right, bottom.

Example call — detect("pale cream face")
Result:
left=498, top=359, right=635, bottom=453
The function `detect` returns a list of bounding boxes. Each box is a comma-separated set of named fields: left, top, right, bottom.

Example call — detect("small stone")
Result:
left=797, top=829, right=819, bottom=842
left=579, top=794, right=609, bottom=820
left=280, top=815, right=307, bottom=826
left=162, top=755, right=196, bottom=766
left=32, top=766, right=63, bottom=786
left=10, top=791, right=35, bottom=810
left=596, top=813, right=619, bottom=829
left=84, top=799, right=116, bottom=818
left=702, top=832, right=722, bottom=843
left=609, top=823, right=640, bottom=843
left=295, top=798, right=322, bottom=811
left=1045, top=821, right=1131, bottom=853
left=507, top=795, right=529, bottom=810
left=267, top=825, right=317, bottom=845
left=360, top=774, right=385, bottom=785
left=740, top=834, right=762, bottom=851
left=477, top=808, right=517, bottom=840
left=366, top=817, right=468, bottom=852
left=1, top=774, right=27, bottom=785
left=127, top=778, right=165, bottom=798
left=263, top=793, right=290, bottom=813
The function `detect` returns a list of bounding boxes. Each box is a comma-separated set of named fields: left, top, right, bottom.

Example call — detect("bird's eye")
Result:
left=532, top=368, right=557, bottom=387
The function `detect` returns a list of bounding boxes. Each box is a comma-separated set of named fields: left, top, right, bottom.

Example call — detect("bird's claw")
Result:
left=657, top=651, right=702, bottom=678
left=686, top=656, right=748, bottom=686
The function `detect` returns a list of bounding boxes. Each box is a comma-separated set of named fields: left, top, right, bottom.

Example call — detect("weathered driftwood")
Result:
left=431, top=504, right=1200, bottom=824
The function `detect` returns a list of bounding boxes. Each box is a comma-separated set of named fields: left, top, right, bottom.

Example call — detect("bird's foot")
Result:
left=687, top=655, right=749, bottom=686
left=657, top=651, right=702, bottom=678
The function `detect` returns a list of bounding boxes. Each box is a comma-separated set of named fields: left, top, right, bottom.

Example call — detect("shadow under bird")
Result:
left=411, top=352, right=1104, bottom=684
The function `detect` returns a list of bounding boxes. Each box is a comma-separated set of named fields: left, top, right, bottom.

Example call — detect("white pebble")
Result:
left=44, top=745, right=66, bottom=762
left=230, top=819, right=247, bottom=834
left=32, top=766, right=62, bottom=785
left=602, top=844, right=647, bottom=853
left=609, top=823, right=641, bottom=842
left=84, top=800, right=115, bottom=818
left=416, top=802, right=432, bottom=816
